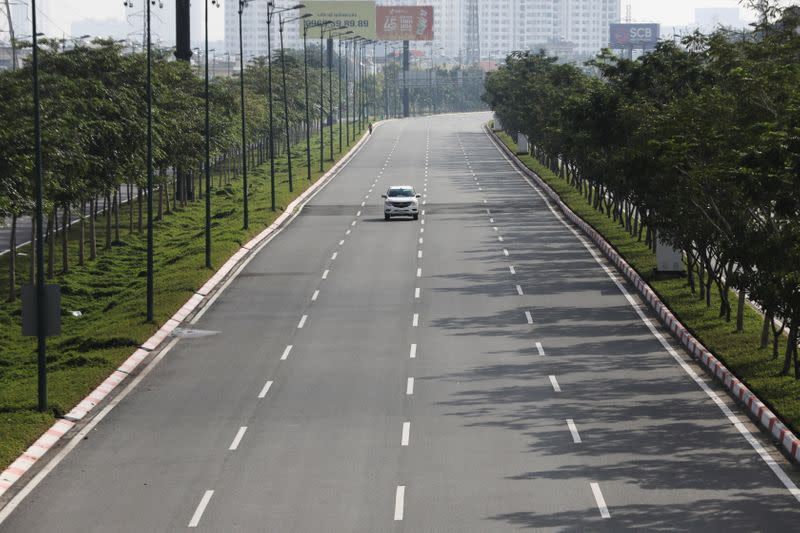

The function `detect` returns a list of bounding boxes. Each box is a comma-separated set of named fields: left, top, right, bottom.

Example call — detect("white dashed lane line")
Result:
left=536, top=342, right=545, bottom=356
left=509, top=265, right=516, bottom=274
left=415, top=287, right=420, bottom=299
left=331, top=252, right=338, bottom=261
left=566, top=419, right=582, bottom=443
left=394, top=486, right=405, bottom=521
left=549, top=376, right=561, bottom=392
left=339, top=240, right=345, bottom=246
left=258, top=381, right=273, bottom=398
left=187, top=490, right=215, bottom=528
left=416, top=268, right=422, bottom=278
left=322, top=269, right=329, bottom=279
left=401, top=422, right=411, bottom=446
left=228, top=426, right=248, bottom=451
left=590, top=482, right=611, bottom=519
left=516, top=285, right=524, bottom=296
left=311, top=290, right=319, bottom=302
left=525, top=311, right=533, bottom=324
left=406, top=378, right=414, bottom=395
left=503, top=249, right=509, bottom=257
left=409, top=344, right=417, bottom=359
left=297, top=315, right=307, bottom=329
left=280, top=345, right=293, bottom=361
left=412, top=314, right=419, bottom=327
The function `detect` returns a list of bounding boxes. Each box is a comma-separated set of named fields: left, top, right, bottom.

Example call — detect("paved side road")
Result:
left=1, top=112, right=799, bottom=531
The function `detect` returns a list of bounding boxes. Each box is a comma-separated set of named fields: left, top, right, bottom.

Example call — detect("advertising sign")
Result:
left=301, top=1, right=377, bottom=39
left=376, top=6, right=434, bottom=41
left=609, top=23, right=660, bottom=48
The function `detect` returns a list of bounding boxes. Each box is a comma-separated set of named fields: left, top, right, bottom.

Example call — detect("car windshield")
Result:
left=388, top=188, right=414, bottom=197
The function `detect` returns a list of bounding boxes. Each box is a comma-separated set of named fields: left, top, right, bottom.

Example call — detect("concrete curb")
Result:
left=0, top=124, right=377, bottom=501
left=486, top=125, right=800, bottom=464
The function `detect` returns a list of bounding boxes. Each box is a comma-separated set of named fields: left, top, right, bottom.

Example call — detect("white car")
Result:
left=383, top=186, right=421, bottom=220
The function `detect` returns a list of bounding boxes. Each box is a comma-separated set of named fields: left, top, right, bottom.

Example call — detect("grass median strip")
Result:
left=0, top=123, right=367, bottom=471
left=494, top=129, right=799, bottom=437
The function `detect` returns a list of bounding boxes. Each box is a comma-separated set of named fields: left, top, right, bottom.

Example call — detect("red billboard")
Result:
left=376, top=6, right=434, bottom=41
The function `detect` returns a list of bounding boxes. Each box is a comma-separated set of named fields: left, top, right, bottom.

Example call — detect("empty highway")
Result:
left=1, top=113, right=799, bottom=531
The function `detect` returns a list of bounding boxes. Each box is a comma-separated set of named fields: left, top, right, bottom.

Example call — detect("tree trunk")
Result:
left=90, top=196, right=97, bottom=260
left=104, top=194, right=112, bottom=250
left=761, top=310, right=773, bottom=349
left=128, top=183, right=133, bottom=233
left=78, top=201, right=85, bottom=266
left=158, top=183, right=164, bottom=220
left=113, top=188, right=120, bottom=243
left=780, top=324, right=797, bottom=376
left=138, top=186, right=143, bottom=231
left=8, top=214, right=16, bottom=302
left=735, top=289, right=746, bottom=332
left=61, top=203, right=69, bottom=274
left=698, top=264, right=706, bottom=302
left=773, top=321, right=785, bottom=359
left=686, top=251, right=695, bottom=293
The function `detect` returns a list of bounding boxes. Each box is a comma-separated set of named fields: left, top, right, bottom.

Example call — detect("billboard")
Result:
left=301, top=1, right=377, bottom=39
left=377, top=6, right=434, bottom=41
left=609, top=23, right=660, bottom=48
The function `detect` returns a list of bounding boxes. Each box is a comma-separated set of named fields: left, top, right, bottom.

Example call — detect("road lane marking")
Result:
left=498, top=236, right=504, bottom=242
left=503, top=249, right=509, bottom=256
left=312, top=290, right=319, bottom=301
left=493, top=227, right=498, bottom=232
left=486, top=209, right=491, bottom=215
left=297, top=315, right=308, bottom=329
left=345, top=229, right=351, bottom=235
left=516, top=285, right=524, bottom=296
left=509, top=265, right=516, bottom=274
left=409, top=344, right=417, bottom=359
left=567, top=419, right=582, bottom=443
left=401, top=422, right=411, bottom=446
left=549, top=376, right=561, bottom=392
left=419, top=238, right=423, bottom=244
left=356, top=210, right=361, bottom=217
left=525, top=311, right=533, bottom=324
left=188, top=490, right=215, bottom=528
left=421, top=219, right=425, bottom=225
left=406, top=378, right=414, bottom=395
left=361, top=201, right=365, bottom=207
left=229, top=426, right=248, bottom=451
left=331, top=252, right=338, bottom=260
left=322, top=269, right=329, bottom=279
left=258, top=380, right=273, bottom=398
left=420, top=227, right=424, bottom=233
left=421, top=210, right=425, bottom=215
left=394, top=486, right=405, bottom=521
left=412, top=314, right=419, bottom=327
left=418, top=250, right=423, bottom=259
left=417, top=268, right=422, bottom=278
left=339, top=240, right=345, bottom=246
left=483, top=199, right=487, bottom=203
left=536, top=342, right=545, bottom=356
left=351, top=220, right=357, bottom=226
left=590, top=483, right=611, bottom=518
left=415, top=287, right=420, bottom=299
left=280, top=345, right=293, bottom=360
left=489, top=218, right=494, bottom=223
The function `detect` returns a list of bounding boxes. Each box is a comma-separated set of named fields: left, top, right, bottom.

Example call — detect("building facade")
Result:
left=224, top=0, right=304, bottom=62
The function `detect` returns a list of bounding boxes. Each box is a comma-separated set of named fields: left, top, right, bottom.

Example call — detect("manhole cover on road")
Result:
left=170, top=328, right=221, bottom=338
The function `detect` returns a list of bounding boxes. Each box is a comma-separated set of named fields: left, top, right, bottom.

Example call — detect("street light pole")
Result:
left=345, top=39, right=350, bottom=145
left=205, top=1, right=220, bottom=269
left=31, top=0, right=47, bottom=411
left=238, top=1, right=249, bottom=228
left=303, top=21, right=312, bottom=180
left=338, top=37, right=343, bottom=152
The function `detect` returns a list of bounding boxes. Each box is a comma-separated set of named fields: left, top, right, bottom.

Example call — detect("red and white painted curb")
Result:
left=488, top=126, right=800, bottom=464
left=0, top=125, right=377, bottom=501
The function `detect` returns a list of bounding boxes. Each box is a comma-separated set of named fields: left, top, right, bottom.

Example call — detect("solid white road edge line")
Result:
left=229, top=427, right=248, bottom=451
left=567, top=419, right=582, bottom=443
left=188, top=490, right=215, bottom=528
left=590, top=483, right=611, bottom=519
left=484, top=126, right=800, bottom=502
left=394, top=486, right=405, bottom=521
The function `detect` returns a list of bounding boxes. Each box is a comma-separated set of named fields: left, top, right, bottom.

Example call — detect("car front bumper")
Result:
left=385, top=205, right=419, bottom=215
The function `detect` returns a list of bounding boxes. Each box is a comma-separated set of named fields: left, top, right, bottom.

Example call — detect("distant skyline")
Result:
left=3, top=0, right=791, bottom=42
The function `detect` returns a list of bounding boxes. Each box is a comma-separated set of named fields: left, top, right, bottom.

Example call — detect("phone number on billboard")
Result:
left=309, top=19, right=371, bottom=29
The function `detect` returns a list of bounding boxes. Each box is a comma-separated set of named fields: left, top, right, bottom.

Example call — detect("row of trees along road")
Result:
left=0, top=38, right=372, bottom=305
left=482, top=2, right=800, bottom=377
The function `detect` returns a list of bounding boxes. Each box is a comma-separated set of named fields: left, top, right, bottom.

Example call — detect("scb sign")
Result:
left=609, top=23, right=660, bottom=48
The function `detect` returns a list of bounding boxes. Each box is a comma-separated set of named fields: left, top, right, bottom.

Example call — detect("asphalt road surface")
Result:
left=2, top=113, right=800, bottom=531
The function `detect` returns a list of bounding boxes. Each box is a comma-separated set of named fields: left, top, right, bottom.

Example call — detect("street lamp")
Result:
left=204, top=1, right=221, bottom=269
left=238, top=1, right=251, bottom=228
left=279, top=12, right=312, bottom=193
left=303, top=20, right=332, bottom=179
left=266, top=2, right=304, bottom=212
left=124, top=0, right=162, bottom=325
left=334, top=31, right=353, bottom=153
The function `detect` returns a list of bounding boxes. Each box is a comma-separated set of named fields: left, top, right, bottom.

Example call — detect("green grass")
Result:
left=0, top=123, right=367, bottom=471
left=495, top=130, right=800, bottom=434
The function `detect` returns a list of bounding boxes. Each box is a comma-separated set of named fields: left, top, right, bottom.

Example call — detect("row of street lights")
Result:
left=26, top=0, right=384, bottom=411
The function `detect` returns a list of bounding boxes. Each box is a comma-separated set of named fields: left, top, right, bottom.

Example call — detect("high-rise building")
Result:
left=224, top=0, right=304, bottom=62
left=554, top=0, right=620, bottom=55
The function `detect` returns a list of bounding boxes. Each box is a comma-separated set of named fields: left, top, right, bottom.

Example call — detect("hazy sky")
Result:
left=21, top=1, right=782, bottom=40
